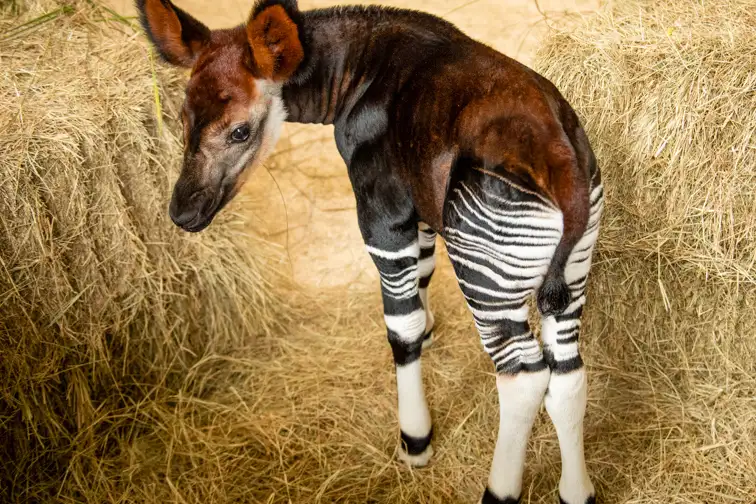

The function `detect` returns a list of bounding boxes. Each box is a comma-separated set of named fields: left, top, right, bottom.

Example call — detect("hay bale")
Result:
left=0, top=1, right=287, bottom=500
left=537, top=0, right=756, bottom=281
left=534, top=0, right=756, bottom=500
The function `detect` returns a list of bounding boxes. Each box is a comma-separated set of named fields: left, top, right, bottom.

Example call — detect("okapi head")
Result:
left=136, top=0, right=305, bottom=231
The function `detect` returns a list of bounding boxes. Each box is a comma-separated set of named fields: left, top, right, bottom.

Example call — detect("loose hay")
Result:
left=0, top=1, right=290, bottom=501
left=3, top=0, right=756, bottom=503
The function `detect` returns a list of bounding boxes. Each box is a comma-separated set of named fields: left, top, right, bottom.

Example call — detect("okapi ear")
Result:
left=136, top=0, right=210, bottom=67
left=246, top=0, right=304, bottom=81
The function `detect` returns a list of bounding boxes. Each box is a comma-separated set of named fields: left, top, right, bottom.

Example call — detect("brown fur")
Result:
left=246, top=5, right=304, bottom=81
left=138, top=0, right=209, bottom=67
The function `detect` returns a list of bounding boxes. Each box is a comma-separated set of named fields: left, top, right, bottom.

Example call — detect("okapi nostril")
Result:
left=169, top=207, right=199, bottom=227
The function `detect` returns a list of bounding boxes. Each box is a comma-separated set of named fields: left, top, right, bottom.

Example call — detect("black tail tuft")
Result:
left=537, top=271, right=571, bottom=316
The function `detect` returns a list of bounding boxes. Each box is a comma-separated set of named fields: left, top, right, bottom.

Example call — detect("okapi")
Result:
left=136, top=0, right=603, bottom=502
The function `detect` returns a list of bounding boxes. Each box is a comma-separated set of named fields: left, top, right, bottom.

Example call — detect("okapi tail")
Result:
left=537, top=267, right=571, bottom=316
left=536, top=141, right=591, bottom=316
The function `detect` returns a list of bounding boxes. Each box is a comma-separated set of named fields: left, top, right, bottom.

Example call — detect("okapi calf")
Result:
left=136, top=0, right=603, bottom=502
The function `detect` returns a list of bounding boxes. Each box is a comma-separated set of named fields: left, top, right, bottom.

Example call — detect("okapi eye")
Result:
left=230, top=125, right=250, bottom=143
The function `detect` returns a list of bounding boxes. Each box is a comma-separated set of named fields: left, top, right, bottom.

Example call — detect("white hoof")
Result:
left=397, top=443, right=434, bottom=467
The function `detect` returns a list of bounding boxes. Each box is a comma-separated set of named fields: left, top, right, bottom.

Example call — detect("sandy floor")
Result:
left=106, top=0, right=598, bottom=290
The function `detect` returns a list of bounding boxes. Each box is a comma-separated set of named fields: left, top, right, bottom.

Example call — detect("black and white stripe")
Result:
left=366, top=241, right=425, bottom=365
left=541, top=182, right=603, bottom=373
left=444, top=180, right=563, bottom=374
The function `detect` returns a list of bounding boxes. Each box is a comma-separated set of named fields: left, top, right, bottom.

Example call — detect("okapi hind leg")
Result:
left=418, top=221, right=437, bottom=349
left=541, top=180, right=603, bottom=504
left=442, top=168, right=564, bottom=503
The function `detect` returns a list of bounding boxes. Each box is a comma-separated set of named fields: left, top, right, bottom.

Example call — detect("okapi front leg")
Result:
left=418, top=222, right=437, bottom=349
left=367, top=240, right=433, bottom=466
left=349, top=144, right=434, bottom=467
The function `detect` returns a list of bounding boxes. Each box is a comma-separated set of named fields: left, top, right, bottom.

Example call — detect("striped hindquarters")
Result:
left=442, top=170, right=563, bottom=373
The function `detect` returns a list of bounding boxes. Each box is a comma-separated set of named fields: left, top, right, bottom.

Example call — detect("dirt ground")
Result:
left=106, top=0, right=598, bottom=291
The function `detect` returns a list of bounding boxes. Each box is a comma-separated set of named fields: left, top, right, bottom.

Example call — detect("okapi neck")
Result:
left=280, top=11, right=364, bottom=125
left=280, top=6, right=452, bottom=126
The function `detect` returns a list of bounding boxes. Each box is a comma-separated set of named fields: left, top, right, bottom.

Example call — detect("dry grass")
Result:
left=537, top=0, right=756, bottom=283
left=2, top=0, right=756, bottom=503
left=0, top=1, right=290, bottom=501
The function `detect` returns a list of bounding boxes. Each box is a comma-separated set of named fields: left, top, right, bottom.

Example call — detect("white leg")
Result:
left=544, top=367, right=594, bottom=504
left=396, top=359, right=433, bottom=466
left=384, top=306, right=433, bottom=467
left=541, top=313, right=595, bottom=504
left=484, top=368, right=550, bottom=502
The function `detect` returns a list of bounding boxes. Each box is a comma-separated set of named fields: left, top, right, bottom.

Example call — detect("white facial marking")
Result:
left=225, top=79, right=287, bottom=182
left=257, top=79, right=287, bottom=155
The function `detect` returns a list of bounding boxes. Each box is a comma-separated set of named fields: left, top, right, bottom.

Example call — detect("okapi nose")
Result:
left=168, top=178, right=202, bottom=227
left=169, top=202, right=199, bottom=227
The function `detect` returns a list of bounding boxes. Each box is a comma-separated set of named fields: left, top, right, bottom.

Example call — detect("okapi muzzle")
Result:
left=169, top=165, right=217, bottom=232
left=168, top=155, right=236, bottom=232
